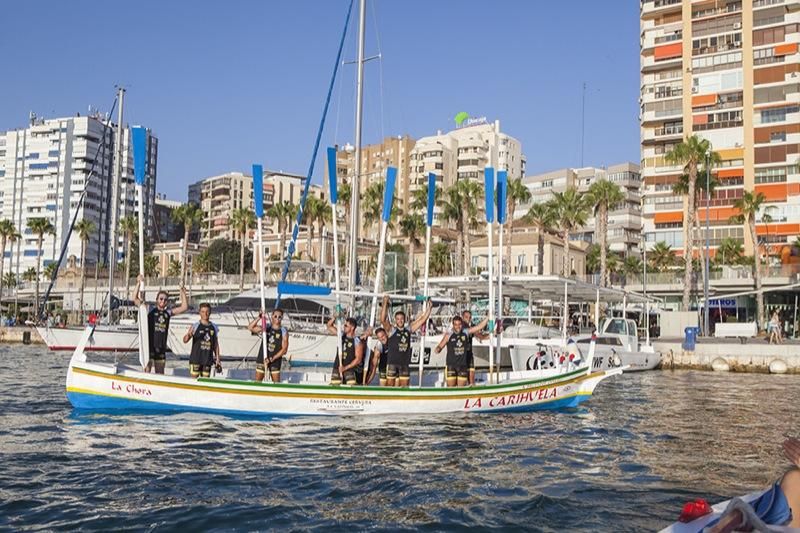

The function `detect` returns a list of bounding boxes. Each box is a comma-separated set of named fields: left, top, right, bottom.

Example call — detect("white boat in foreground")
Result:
left=65, top=325, right=621, bottom=417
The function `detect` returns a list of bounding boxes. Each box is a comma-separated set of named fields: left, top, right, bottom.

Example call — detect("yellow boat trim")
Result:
left=70, top=366, right=600, bottom=402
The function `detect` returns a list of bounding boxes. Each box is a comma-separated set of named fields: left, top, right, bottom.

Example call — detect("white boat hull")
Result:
left=37, top=325, right=139, bottom=352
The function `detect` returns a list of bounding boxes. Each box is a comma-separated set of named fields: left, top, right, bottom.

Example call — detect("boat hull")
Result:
left=65, top=362, right=617, bottom=417
left=37, top=326, right=139, bottom=352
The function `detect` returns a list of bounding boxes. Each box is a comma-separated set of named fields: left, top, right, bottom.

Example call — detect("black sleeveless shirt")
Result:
left=257, top=325, right=287, bottom=362
left=148, top=307, right=171, bottom=354
left=189, top=322, right=218, bottom=366
left=446, top=330, right=470, bottom=368
left=334, top=334, right=359, bottom=368
left=386, top=327, right=411, bottom=366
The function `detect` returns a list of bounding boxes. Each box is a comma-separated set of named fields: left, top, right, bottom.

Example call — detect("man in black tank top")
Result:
left=435, top=314, right=489, bottom=387
left=379, top=295, right=433, bottom=387
left=366, top=327, right=389, bottom=386
left=247, top=308, right=289, bottom=383
left=182, top=303, right=221, bottom=378
left=462, top=309, right=489, bottom=385
left=326, top=316, right=363, bottom=385
left=132, top=274, right=189, bottom=374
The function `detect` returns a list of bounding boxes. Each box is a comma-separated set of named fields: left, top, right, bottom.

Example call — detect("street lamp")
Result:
left=703, top=152, right=711, bottom=337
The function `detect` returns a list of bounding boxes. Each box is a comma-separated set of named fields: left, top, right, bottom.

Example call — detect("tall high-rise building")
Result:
left=640, top=0, right=800, bottom=256
left=521, top=163, right=643, bottom=255
left=0, top=113, right=157, bottom=277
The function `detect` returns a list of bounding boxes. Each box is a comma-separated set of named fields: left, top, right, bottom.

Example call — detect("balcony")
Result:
left=641, top=0, right=682, bottom=18
left=653, top=124, right=684, bottom=137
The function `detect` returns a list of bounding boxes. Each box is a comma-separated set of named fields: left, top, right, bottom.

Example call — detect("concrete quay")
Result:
left=0, top=327, right=44, bottom=345
left=653, top=337, right=800, bottom=374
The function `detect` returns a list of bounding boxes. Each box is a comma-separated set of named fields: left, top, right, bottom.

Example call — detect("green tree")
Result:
left=118, top=215, right=138, bottom=301
left=167, top=259, right=181, bottom=277
left=2, top=272, right=16, bottom=289
left=715, top=237, right=744, bottom=266
left=27, top=217, right=55, bottom=317
left=547, top=189, right=589, bottom=277
left=399, top=214, right=424, bottom=294
left=171, top=203, right=203, bottom=285
left=665, top=135, right=720, bottom=311
left=622, top=255, right=643, bottom=279
left=230, top=208, right=256, bottom=291
left=587, top=180, right=625, bottom=287
left=731, top=191, right=768, bottom=331
left=456, top=179, right=483, bottom=275
left=430, top=241, right=451, bottom=276
left=505, top=177, right=532, bottom=273
left=75, top=219, right=95, bottom=318
left=266, top=201, right=296, bottom=261
left=648, top=241, right=677, bottom=273
left=144, top=255, right=159, bottom=277
left=0, top=220, right=17, bottom=304
left=523, top=202, right=556, bottom=275
left=23, top=267, right=37, bottom=282
left=440, top=187, right=465, bottom=275
left=198, top=239, right=252, bottom=276
left=410, top=180, right=442, bottom=213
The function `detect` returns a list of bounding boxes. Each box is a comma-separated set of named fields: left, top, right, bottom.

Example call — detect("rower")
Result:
left=366, top=327, right=389, bottom=386
left=461, top=309, right=489, bottom=386
left=247, top=308, right=288, bottom=383
left=434, top=314, right=489, bottom=387
left=182, top=303, right=221, bottom=378
left=380, top=295, right=432, bottom=387
left=132, top=273, right=189, bottom=374
left=326, top=315, right=363, bottom=386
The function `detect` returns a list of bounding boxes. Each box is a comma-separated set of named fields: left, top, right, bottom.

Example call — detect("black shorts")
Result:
left=446, top=366, right=469, bottom=379
left=465, top=351, right=475, bottom=370
left=149, top=352, right=166, bottom=362
left=190, top=364, right=211, bottom=378
left=256, top=358, right=281, bottom=373
left=386, top=364, right=410, bottom=379
left=331, top=369, right=356, bottom=385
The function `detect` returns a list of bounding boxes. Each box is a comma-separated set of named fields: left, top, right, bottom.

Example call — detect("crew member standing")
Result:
left=132, top=273, right=189, bottom=374
left=182, top=303, right=221, bottom=378
left=435, top=314, right=489, bottom=387
left=380, top=295, right=433, bottom=387
left=248, top=308, right=289, bottom=382
left=461, top=309, right=489, bottom=385
left=326, top=315, right=363, bottom=385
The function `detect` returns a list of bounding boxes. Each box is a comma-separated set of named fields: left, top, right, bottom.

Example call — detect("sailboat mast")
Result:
left=347, top=0, right=366, bottom=293
left=106, top=86, right=124, bottom=324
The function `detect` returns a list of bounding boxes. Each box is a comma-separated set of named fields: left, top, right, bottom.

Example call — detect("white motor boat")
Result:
left=573, top=317, right=661, bottom=372
left=36, top=323, right=139, bottom=353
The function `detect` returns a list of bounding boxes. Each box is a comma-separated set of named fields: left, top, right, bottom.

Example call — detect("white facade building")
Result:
left=0, top=113, right=157, bottom=278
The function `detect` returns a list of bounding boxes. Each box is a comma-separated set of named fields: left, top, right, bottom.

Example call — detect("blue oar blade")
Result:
left=327, top=147, right=338, bottom=205
left=382, top=167, right=397, bottom=223
left=132, top=127, right=147, bottom=186
left=497, top=170, right=508, bottom=224
left=277, top=282, right=333, bottom=296
left=484, top=167, right=495, bottom=223
left=252, top=164, right=264, bottom=218
left=426, top=172, right=436, bottom=227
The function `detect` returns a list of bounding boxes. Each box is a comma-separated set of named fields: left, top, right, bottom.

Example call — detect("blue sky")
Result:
left=2, top=1, right=641, bottom=200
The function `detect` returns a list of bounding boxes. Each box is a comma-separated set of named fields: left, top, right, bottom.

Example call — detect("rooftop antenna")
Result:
left=29, top=111, right=37, bottom=126
left=580, top=82, right=586, bottom=167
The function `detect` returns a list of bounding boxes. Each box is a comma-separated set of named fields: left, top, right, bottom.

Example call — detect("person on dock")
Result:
left=769, top=311, right=783, bottom=344
left=132, top=274, right=189, bottom=374
left=247, top=308, right=288, bottom=383
left=182, top=303, right=221, bottom=378
left=434, top=314, right=489, bottom=387
left=326, top=315, right=363, bottom=385
left=380, top=295, right=433, bottom=387
left=461, top=309, right=489, bottom=386
left=366, top=327, right=390, bottom=386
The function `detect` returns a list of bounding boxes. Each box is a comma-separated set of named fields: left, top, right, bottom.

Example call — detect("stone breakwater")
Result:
left=653, top=340, right=800, bottom=374
left=0, top=327, right=44, bottom=345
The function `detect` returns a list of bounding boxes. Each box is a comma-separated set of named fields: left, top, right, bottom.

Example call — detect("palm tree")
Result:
left=623, top=255, right=643, bottom=281
left=410, top=180, right=442, bottom=213
left=505, top=178, right=532, bottom=273
left=440, top=187, right=464, bottom=274
left=648, top=241, right=677, bottom=273
left=732, top=191, right=768, bottom=331
left=456, top=179, right=483, bottom=275
left=172, top=203, right=203, bottom=285
left=75, top=219, right=95, bottom=319
left=313, top=199, right=331, bottom=271
left=266, top=201, right=294, bottom=261
left=361, top=182, right=385, bottom=239
left=27, top=217, right=55, bottom=317
left=587, top=180, right=625, bottom=287
left=23, top=267, right=37, bottom=283
left=715, top=237, right=744, bottom=266
left=118, top=215, right=138, bottom=298
left=168, top=259, right=181, bottom=277
left=43, top=262, right=58, bottom=281
left=548, top=189, right=589, bottom=277
left=0, top=220, right=16, bottom=304
left=399, top=214, right=424, bottom=294
left=2, top=272, right=16, bottom=289
left=430, top=242, right=451, bottom=276
left=230, top=208, right=255, bottom=291
left=523, top=202, right=556, bottom=275
left=144, top=255, right=159, bottom=277
left=665, top=135, right=720, bottom=311
left=301, top=196, right=323, bottom=261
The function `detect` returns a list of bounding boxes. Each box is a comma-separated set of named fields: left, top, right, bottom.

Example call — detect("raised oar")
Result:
left=131, top=126, right=150, bottom=371
left=417, top=172, right=436, bottom=387
left=496, top=169, right=507, bottom=385
left=368, top=166, right=397, bottom=328
left=484, top=166, right=496, bottom=384
left=252, top=164, right=270, bottom=381
left=326, top=147, right=344, bottom=380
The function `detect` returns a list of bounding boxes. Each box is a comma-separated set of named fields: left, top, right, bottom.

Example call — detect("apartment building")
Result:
left=640, top=0, right=800, bottom=256
left=153, top=195, right=183, bottom=243
left=521, top=163, right=644, bottom=255
left=0, top=113, right=157, bottom=276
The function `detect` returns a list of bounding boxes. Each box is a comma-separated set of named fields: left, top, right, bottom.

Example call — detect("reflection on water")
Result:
left=0, top=345, right=797, bottom=531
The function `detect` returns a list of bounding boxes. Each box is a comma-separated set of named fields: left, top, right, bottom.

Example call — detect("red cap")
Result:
left=678, top=499, right=712, bottom=523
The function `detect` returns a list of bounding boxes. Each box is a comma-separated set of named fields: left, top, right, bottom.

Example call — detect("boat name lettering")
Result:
left=309, top=398, right=372, bottom=406
left=464, top=387, right=558, bottom=410
left=111, top=381, right=152, bottom=396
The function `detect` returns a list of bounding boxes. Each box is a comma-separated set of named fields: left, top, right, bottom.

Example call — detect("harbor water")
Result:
left=1, top=345, right=798, bottom=531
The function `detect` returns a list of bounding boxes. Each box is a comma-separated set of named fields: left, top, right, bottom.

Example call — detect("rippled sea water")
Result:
left=1, top=345, right=798, bottom=532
